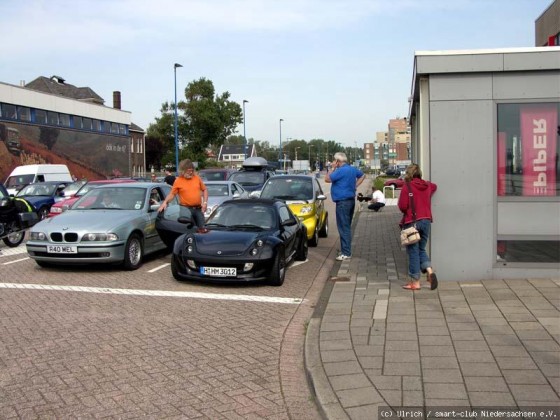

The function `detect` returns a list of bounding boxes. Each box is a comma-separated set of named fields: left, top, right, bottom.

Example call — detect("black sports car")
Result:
left=156, top=198, right=308, bottom=286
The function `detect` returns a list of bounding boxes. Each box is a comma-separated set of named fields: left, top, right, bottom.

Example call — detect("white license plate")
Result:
left=47, top=245, right=77, bottom=254
left=201, top=266, right=236, bottom=277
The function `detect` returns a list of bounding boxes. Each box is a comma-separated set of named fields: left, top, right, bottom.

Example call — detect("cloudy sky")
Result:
left=0, top=0, right=553, bottom=146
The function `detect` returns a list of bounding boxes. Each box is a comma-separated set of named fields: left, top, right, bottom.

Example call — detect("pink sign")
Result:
left=521, top=105, right=558, bottom=196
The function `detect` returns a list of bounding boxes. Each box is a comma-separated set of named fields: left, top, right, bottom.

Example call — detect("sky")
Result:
left=0, top=0, right=554, bottom=147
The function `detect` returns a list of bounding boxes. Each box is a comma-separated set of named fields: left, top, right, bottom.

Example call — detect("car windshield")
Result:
left=206, top=184, right=230, bottom=197
left=17, top=183, right=57, bottom=196
left=228, top=171, right=265, bottom=186
left=260, top=178, right=314, bottom=201
left=5, top=174, right=34, bottom=188
left=72, top=187, right=147, bottom=210
left=207, top=203, right=275, bottom=230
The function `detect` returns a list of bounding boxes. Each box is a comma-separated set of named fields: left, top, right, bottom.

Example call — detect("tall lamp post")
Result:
left=243, top=100, right=249, bottom=159
left=173, top=63, right=183, bottom=176
left=278, top=118, right=284, bottom=164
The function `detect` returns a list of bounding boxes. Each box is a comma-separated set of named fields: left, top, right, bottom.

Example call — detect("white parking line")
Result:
left=0, top=246, right=28, bottom=257
left=147, top=263, right=171, bottom=273
left=291, top=259, right=308, bottom=268
left=0, top=283, right=304, bottom=304
left=2, top=257, right=30, bottom=265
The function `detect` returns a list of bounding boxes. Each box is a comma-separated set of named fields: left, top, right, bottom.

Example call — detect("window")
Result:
left=497, top=240, right=559, bottom=263
left=110, top=122, right=119, bottom=134
left=119, top=124, right=126, bottom=135
left=35, top=109, right=47, bottom=124
left=1, top=103, right=17, bottom=120
left=130, top=139, right=134, bottom=153
left=47, top=111, right=58, bottom=125
left=83, top=118, right=92, bottom=130
left=103, top=121, right=111, bottom=133
left=73, top=116, right=83, bottom=129
left=59, top=113, right=70, bottom=127
left=497, top=103, right=559, bottom=197
left=92, top=120, right=101, bottom=131
left=17, top=107, right=31, bottom=122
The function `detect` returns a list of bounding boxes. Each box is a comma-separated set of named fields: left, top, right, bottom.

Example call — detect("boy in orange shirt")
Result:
left=158, top=159, right=208, bottom=228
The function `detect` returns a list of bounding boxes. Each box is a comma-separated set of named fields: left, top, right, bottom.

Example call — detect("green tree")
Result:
left=145, top=136, right=165, bottom=171
left=181, top=78, right=242, bottom=165
left=147, top=78, right=242, bottom=169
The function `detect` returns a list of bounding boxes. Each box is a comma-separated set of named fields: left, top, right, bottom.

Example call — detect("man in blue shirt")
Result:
left=325, top=152, right=365, bottom=260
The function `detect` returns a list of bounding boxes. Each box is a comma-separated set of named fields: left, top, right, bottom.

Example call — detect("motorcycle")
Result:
left=0, top=196, right=39, bottom=247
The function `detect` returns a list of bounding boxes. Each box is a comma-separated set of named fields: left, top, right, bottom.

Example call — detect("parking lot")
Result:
left=0, top=196, right=338, bottom=418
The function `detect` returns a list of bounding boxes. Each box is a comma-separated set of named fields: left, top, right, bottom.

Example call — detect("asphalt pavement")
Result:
left=305, top=178, right=560, bottom=420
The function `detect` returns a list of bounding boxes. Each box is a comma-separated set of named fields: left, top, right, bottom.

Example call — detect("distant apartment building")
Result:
left=0, top=76, right=146, bottom=181
left=535, top=0, right=559, bottom=46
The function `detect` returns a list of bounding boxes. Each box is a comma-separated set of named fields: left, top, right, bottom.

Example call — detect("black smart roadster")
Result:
left=156, top=199, right=308, bottom=286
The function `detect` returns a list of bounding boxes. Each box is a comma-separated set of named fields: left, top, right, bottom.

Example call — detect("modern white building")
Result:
left=408, top=47, right=560, bottom=281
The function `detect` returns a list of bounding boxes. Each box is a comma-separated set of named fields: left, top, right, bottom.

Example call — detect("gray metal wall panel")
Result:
left=430, top=100, right=495, bottom=280
left=497, top=202, right=560, bottom=235
left=493, top=71, right=560, bottom=99
left=504, top=51, right=560, bottom=70
left=430, top=74, right=493, bottom=101
left=416, top=54, right=503, bottom=75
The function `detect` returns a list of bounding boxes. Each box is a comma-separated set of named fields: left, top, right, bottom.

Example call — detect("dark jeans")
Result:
left=335, top=199, right=355, bottom=256
left=180, top=206, right=205, bottom=228
left=404, top=219, right=432, bottom=280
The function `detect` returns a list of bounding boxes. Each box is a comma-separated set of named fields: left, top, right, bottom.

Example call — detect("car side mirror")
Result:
left=149, top=204, right=159, bottom=212
left=281, top=218, right=297, bottom=227
left=250, top=191, right=261, bottom=198
left=317, top=194, right=326, bottom=201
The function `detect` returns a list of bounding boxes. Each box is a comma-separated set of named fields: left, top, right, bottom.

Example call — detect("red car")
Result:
left=383, top=175, right=405, bottom=189
left=48, top=179, right=137, bottom=217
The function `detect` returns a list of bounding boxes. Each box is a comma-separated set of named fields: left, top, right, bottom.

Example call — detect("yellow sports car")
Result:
left=259, top=175, right=328, bottom=246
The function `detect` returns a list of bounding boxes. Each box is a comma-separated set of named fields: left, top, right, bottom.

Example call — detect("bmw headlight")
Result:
left=81, top=233, right=118, bottom=242
left=299, top=205, right=313, bottom=215
left=30, top=231, right=47, bottom=241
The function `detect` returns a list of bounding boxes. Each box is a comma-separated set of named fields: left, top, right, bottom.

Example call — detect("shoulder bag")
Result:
left=400, top=182, right=421, bottom=246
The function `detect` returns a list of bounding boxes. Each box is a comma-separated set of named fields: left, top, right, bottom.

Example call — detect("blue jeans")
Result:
left=335, top=199, right=355, bottom=256
left=404, top=219, right=432, bottom=280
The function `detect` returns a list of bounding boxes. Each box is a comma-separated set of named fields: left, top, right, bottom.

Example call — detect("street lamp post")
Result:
left=173, top=63, right=183, bottom=176
left=278, top=118, right=284, bottom=164
left=243, top=100, right=248, bottom=159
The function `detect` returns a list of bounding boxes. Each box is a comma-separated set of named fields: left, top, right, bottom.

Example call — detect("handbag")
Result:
left=400, top=182, right=421, bottom=246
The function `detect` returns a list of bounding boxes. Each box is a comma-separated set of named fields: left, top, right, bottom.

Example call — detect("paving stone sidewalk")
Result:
left=306, top=203, right=560, bottom=420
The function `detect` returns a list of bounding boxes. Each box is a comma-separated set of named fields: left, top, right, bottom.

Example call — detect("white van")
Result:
left=4, top=164, right=73, bottom=196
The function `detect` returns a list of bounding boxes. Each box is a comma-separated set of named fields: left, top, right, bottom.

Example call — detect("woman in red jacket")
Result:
left=398, top=164, right=438, bottom=290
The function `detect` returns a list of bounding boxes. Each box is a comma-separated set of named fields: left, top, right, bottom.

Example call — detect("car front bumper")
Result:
left=26, top=241, right=127, bottom=264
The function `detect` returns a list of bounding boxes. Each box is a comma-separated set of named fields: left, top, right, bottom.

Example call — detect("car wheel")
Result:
left=171, top=257, right=181, bottom=281
left=295, top=234, right=308, bottom=261
left=308, top=225, right=319, bottom=247
left=37, top=206, right=49, bottom=220
left=319, top=212, right=329, bottom=238
left=123, top=233, right=143, bottom=270
left=3, top=231, right=25, bottom=247
left=268, top=250, right=286, bottom=286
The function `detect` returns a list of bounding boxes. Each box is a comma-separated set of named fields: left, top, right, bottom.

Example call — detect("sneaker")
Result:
left=335, top=254, right=351, bottom=261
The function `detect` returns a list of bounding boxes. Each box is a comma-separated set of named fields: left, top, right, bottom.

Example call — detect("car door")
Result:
left=313, top=178, right=326, bottom=227
left=278, top=203, right=298, bottom=259
left=144, top=185, right=170, bottom=251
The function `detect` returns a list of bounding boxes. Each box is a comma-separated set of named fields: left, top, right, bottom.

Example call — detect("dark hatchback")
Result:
left=156, top=198, right=308, bottom=286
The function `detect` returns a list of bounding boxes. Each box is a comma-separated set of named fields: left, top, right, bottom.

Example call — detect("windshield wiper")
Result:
left=206, top=222, right=228, bottom=228
left=229, top=224, right=265, bottom=230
